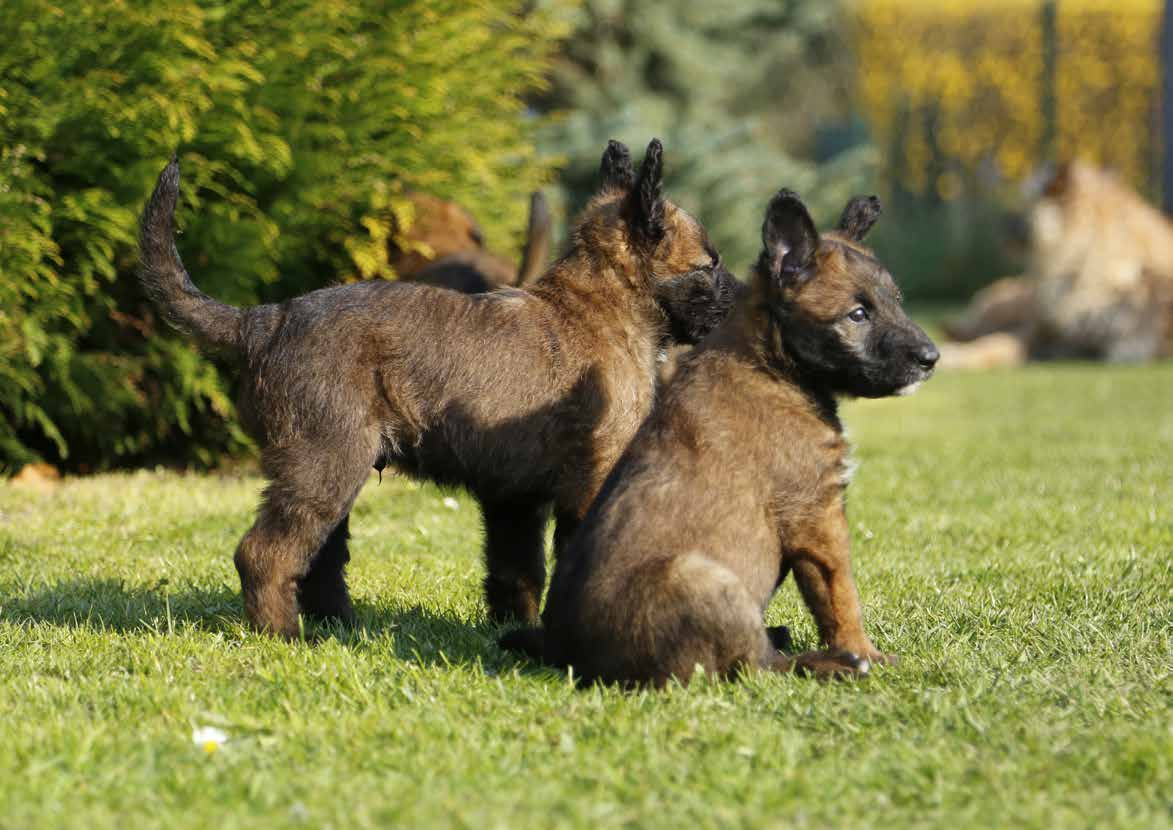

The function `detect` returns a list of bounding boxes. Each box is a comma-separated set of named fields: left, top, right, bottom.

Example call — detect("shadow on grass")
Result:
left=0, top=577, right=538, bottom=673
left=0, top=577, right=242, bottom=635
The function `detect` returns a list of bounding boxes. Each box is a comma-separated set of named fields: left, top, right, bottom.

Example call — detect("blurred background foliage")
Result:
left=0, top=0, right=569, bottom=473
left=853, top=0, right=1163, bottom=301
left=0, top=0, right=1166, bottom=471
left=530, top=0, right=877, bottom=271
left=856, top=0, right=1160, bottom=194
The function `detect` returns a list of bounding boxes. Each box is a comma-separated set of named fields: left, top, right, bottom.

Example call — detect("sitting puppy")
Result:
left=138, top=139, right=736, bottom=638
left=502, top=190, right=938, bottom=685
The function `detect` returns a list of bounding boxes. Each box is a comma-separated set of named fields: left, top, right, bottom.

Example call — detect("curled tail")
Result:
left=514, top=191, right=552, bottom=287
left=498, top=626, right=546, bottom=662
left=138, top=158, right=243, bottom=352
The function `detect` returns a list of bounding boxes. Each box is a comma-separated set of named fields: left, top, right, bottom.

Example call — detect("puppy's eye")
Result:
left=847, top=306, right=869, bottom=323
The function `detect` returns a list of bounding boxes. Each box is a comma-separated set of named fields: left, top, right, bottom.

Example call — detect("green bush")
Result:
left=867, top=195, right=1020, bottom=304
left=0, top=0, right=569, bottom=473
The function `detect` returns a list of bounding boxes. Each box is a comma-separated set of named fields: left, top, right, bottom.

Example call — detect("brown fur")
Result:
left=502, top=191, right=938, bottom=687
left=387, top=191, right=485, bottom=278
left=138, top=141, right=736, bottom=638
left=393, top=191, right=552, bottom=292
left=942, top=161, right=1173, bottom=368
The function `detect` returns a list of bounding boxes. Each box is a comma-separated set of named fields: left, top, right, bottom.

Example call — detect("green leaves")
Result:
left=0, top=0, right=568, bottom=472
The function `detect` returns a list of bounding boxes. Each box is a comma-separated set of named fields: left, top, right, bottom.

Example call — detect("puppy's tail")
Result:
left=498, top=625, right=546, bottom=662
left=514, top=191, right=552, bottom=287
left=138, top=157, right=243, bottom=352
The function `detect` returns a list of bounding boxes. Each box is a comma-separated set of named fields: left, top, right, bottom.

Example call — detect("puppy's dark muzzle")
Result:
left=886, top=327, right=939, bottom=388
left=911, top=342, right=939, bottom=372
left=657, top=266, right=739, bottom=344
left=712, top=265, right=738, bottom=307
left=699, top=265, right=739, bottom=338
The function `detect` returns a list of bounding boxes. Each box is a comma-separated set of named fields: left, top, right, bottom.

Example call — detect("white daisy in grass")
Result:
left=191, top=726, right=228, bottom=754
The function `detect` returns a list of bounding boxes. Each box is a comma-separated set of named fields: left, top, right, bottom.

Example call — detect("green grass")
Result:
left=1, top=364, right=1170, bottom=829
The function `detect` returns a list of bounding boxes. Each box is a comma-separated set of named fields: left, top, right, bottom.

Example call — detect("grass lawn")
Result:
left=1, top=364, right=1170, bottom=829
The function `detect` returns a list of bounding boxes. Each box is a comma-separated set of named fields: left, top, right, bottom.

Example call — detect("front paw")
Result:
left=852, top=645, right=898, bottom=667
left=835, top=638, right=898, bottom=669
left=792, top=649, right=871, bottom=679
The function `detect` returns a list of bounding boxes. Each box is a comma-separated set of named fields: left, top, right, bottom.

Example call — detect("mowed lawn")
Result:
left=1, top=365, right=1169, bottom=829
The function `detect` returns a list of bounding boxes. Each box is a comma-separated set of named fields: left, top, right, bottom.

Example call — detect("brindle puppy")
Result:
left=502, top=189, right=938, bottom=686
left=138, top=140, right=736, bottom=638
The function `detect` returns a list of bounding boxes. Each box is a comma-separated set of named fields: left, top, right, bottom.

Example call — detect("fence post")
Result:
left=1040, top=0, right=1058, bottom=160
left=1161, top=0, right=1173, bottom=212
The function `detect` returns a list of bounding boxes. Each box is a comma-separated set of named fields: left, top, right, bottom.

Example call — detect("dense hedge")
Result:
left=0, top=0, right=569, bottom=472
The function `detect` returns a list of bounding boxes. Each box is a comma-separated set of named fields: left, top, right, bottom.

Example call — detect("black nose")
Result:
left=913, top=342, right=940, bottom=370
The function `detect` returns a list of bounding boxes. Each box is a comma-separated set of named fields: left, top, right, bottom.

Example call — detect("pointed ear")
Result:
left=628, top=138, right=665, bottom=242
left=835, top=195, right=881, bottom=242
left=599, top=140, right=635, bottom=191
left=761, top=189, right=819, bottom=283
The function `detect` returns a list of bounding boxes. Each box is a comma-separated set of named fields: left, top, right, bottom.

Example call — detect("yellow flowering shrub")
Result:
left=853, top=0, right=1161, bottom=197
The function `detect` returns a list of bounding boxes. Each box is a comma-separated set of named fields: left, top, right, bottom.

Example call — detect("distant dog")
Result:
left=502, top=189, right=937, bottom=686
left=138, top=140, right=736, bottom=638
left=942, top=161, right=1173, bottom=368
left=404, top=192, right=553, bottom=293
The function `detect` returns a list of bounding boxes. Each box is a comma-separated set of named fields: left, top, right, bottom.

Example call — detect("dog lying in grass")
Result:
left=941, top=161, right=1173, bottom=368
left=138, top=139, right=736, bottom=638
left=502, top=189, right=938, bottom=685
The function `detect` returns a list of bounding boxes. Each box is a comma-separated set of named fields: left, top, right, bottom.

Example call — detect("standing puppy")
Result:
left=138, top=140, right=736, bottom=638
left=503, top=190, right=938, bottom=685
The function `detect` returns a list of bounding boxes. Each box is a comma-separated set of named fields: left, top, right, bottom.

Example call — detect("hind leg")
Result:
left=235, top=442, right=372, bottom=638
left=481, top=500, right=549, bottom=624
left=639, top=554, right=801, bottom=684
left=652, top=555, right=869, bottom=683
left=667, top=601, right=866, bottom=682
left=298, top=513, right=356, bottom=624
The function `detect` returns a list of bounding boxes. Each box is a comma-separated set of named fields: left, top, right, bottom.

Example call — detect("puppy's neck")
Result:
left=532, top=247, right=660, bottom=334
left=721, top=279, right=842, bottom=431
